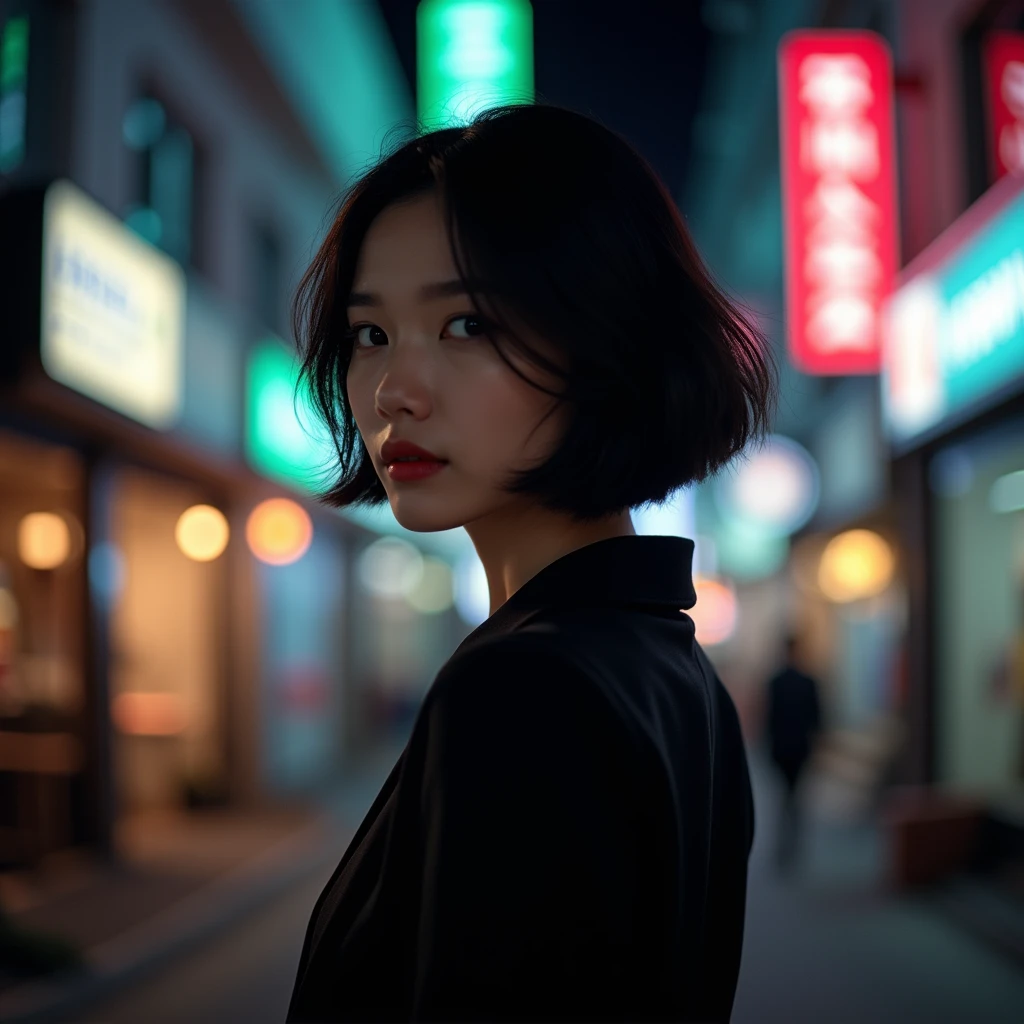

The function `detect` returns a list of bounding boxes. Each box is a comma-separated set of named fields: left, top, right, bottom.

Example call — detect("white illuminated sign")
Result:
left=41, top=180, right=185, bottom=429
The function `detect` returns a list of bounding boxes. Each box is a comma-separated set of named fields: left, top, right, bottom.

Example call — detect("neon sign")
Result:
left=41, top=180, right=185, bottom=429
left=881, top=174, right=1024, bottom=449
left=778, top=31, right=898, bottom=375
left=983, top=33, right=1024, bottom=182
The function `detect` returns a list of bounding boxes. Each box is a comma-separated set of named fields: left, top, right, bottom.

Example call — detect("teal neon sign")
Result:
left=417, top=0, right=534, bottom=129
left=882, top=184, right=1024, bottom=448
left=941, top=203, right=1024, bottom=412
left=246, top=339, right=335, bottom=492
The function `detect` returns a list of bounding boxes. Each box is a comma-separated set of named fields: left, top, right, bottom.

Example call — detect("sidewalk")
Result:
left=0, top=737, right=408, bottom=1024
left=736, top=747, right=1024, bottom=1022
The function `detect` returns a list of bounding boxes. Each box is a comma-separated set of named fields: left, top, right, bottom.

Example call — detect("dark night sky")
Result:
left=374, top=0, right=712, bottom=206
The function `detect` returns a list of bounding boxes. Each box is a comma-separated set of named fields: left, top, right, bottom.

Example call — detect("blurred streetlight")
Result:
left=246, top=498, right=313, bottom=566
left=18, top=512, right=72, bottom=570
left=817, top=529, right=895, bottom=603
left=175, top=505, right=230, bottom=562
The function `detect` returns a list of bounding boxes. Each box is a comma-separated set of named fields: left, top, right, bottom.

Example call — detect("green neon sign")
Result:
left=0, top=15, right=29, bottom=173
left=417, top=0, right=534, bottom=129
left=246, top=339, right=336, bottom=492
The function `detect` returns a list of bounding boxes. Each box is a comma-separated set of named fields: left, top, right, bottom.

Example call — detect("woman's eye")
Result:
left=350, top=324, right=387, bottom=348
left=445, top=315, right=488, bottom=339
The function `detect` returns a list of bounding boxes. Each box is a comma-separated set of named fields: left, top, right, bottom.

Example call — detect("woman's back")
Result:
left=287, top=535, right=754, bottom=1023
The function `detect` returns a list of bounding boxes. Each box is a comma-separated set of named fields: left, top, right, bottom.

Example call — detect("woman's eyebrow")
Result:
left=346, top=280, right=485, bottom=308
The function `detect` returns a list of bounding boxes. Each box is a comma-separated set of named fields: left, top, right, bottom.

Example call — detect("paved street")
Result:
left=78, top=868, right=323, bottom=1024
left=72, top=747, right=1024, bottom=1024
left=734, top=749, right=1024, bottom=1023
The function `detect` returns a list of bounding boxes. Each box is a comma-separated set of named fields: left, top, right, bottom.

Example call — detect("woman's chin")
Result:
left=388, top=500, right=465, bottom=535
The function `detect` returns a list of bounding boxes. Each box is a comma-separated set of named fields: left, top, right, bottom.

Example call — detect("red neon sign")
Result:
left=983, top=32, right=1024, bottom=182
left=778, top=31, right=898, bottom=375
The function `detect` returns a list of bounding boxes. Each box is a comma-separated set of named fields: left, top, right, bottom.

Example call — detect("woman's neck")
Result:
left=465, top=506, right=636, bottom=617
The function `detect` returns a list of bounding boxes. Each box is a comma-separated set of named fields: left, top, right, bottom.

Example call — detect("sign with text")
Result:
left=881, top=173, right=1024, bottom=450
left=41, top=180, right=185, bottom=428
left=778, top=31, right=898, bottom=375
left=983, top=32, right=1024, bottom=182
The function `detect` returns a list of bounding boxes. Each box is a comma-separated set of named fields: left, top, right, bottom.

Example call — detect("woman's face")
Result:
left=345, top=191, right=564, bottom=534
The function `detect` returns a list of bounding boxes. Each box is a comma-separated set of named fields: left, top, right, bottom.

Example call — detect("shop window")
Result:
left=122, top=93, right=202, bottom=270
left=0, top=430, right=87, bottom=865
left=932, top=414, right=1024, bottom=792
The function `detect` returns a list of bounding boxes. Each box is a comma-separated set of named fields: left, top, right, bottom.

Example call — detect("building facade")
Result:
left=0, top=0, right=472, bottom=866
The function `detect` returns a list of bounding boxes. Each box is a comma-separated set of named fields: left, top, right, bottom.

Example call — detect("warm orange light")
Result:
left=112, top=692, right=187, bottom=736
left=690, top=576, right=738, bottom=646
left=818, top=529, right=895, bottom=603
left=18, top=512, right=71, bottom=569
left=175, top=504, right=229, bottom=562
left=246, top=498, right=313, bottom=566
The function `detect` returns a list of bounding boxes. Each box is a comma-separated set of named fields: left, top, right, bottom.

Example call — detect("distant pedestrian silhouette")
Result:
left=764, top=634, right=823, bottom=873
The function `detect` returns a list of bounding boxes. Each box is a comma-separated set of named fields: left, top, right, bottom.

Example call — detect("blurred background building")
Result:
left=0, top=0, right=1023, bottom=1016
left=685, top=0, right=1024, bottom=901
left=0, top=0, right=480, bottom=870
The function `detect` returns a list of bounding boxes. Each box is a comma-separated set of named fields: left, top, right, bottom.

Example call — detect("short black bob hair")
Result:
left=293, top=102, right=777, bottom=522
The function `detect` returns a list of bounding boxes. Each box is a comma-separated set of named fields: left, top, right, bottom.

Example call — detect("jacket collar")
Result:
left=454, top=535, right=697, bottom=655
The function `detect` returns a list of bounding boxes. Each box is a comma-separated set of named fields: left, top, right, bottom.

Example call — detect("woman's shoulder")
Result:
left=429, top=629, right=595, bottom=707
left=418, top=627, right=636, bottom=752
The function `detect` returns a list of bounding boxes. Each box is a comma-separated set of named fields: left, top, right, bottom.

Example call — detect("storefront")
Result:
left=882, top=169, right=1024, bottom=801
left=0, top=179, right=366, bottom=860
left=0, top=428, right=89, bottom=866
left=0, top=178, right=229, bottom=857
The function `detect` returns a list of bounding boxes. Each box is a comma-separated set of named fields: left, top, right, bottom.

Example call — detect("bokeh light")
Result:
left=714, top=434, right=820, bottom=537
left=18, top=512, right=72, bottom=570
left=817, top=529, right=896, bottom=603
left=690, top=576, right=738, bottom=646
left=990, top=469, right=1024, bottom=514
left=357, top=537, right=424, bottom=599
left=246, top=498, right=313, bottom=566
left=111, top=692, right=186, bottom=736
left=406, top=556, right=454, bottom=614
left=454, top=551, right=489, bottom=625
left=89, top=541, right=126, bottom=604
left=175, top=504, right=230, bottom=562
left=714, top=517, right=789, bottom=581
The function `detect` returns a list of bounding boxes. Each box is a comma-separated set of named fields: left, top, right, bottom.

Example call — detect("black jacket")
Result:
left=287, top=535, right=755, bottom=1023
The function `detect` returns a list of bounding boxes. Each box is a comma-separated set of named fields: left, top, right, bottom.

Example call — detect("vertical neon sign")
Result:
left=983, top=32, right=1024, bottom=182
left=0, top=15, right=29, bottom=173
left=778, top=31, right=898, bottom=375
left=417, top=0, right=534, bottom=129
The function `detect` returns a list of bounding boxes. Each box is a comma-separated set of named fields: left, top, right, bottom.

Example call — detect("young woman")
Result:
left=286, top=103, right=776, bottom=1024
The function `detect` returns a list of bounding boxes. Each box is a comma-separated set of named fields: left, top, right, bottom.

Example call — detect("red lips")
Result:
left=380, top=438, right=446, bottom=463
